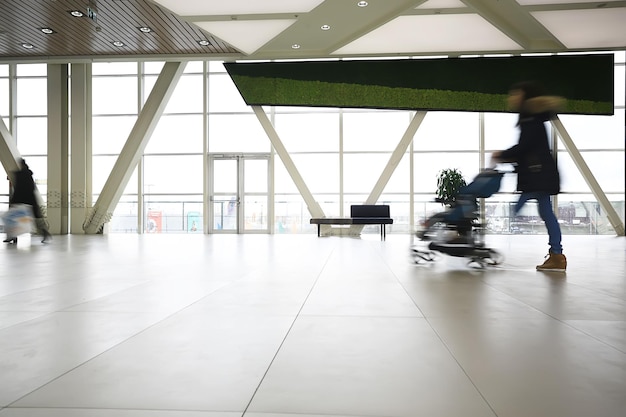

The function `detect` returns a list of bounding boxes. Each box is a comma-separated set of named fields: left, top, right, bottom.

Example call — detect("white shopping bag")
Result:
left=1, top=204, right=34, bottom=236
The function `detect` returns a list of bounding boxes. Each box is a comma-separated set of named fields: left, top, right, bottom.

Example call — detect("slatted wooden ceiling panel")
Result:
left=0, top=0, right=238, bottom=60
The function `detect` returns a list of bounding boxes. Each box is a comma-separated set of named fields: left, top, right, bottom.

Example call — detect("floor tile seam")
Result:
left=478, top=280, right=570, bottom=320
left=370, top=242, right=428, bottom=319
left=0, top=405, right=245, bottom=414
left=59, top=275, right=244, bottom=315
left=298, top=313, right=426, bottom=320
left=559, top=320, right=626, bottom=355
left=481, top=278, right=626, bottom=316
left=0, top=277, right=152, bottom=310
left=0, top=407, right=378, bottom=417
left=245, top=411, right=385, bottom=417
left=480, top=281, right=626, bottom=354
left=0, top=310, right=166, bottom=334
left=2, top=280, right=240, bottom=409
left=241, top=245, right=337, bottom=416
left=421, top=316, right=500, bottom=417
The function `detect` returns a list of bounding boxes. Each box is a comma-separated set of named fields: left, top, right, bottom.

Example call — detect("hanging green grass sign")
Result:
left=224, top=54, right=614, bottom=115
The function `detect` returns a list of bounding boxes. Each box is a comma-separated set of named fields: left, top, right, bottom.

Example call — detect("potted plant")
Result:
left=435, top=168, right=467, bottom=206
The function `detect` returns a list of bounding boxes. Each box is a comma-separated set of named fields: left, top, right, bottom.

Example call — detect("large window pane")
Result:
left=92, top=76, right=138, bottom=114
left=109, top=199, right=138, bottom=233
left=146, top=115, right=203, bottom=154
left=413, top=152, right=479, bottom=194
left=413, top=112, right=479, bottom=151
left=314, top=194, right=340, bottom=218
left=92, top=62, right=137, bottom=76
left=164, top=74, right=203, bottom=113
left=0, top=65, right=8, bottom=77
left=208, top=73, right=250, bottom=113
left=344, top=153, right=390, bottom=194
left=0, top=78, right=9, bottom=115
left=274, top=113, right=339, bottom=152
left=143, top=75, right=158, bottom=104
left=559, top=110, right=625, bottom=150
left=484, top=112, right=519, bottom=151
left=143, top=155, right=203, bottom=194
left=17, top=78, right=47, bottom=115
left=144, top=61, right=165, bottom=75
left=614, top=64, right=625, bottom=106
left=184, top=61, right=204, bottom=73
left=274, top=106, right=334, bottom=114
left=343, top=111, right=411, bottom=152
left=209, top=61, right=227, bottom=73
left=274, top=194, right=308, bottom=233
left=383, top=155, right=410, bottom=193
left=92, top=116, right=137, bottom=155
left=92, top=156, right=138, bottom=195
left=15, top=117, right=47, bottom=154
left=274, top=158, right=299, bottom=194
left=291, top=154, right=338, bottom=194
left=208, top=114, right=270, bottom=153
left=16, top=64, right=46, bottom=76
left=558, top=151, right=626, bottom=193
left=143, top=197, right=203, bottom=234
left=244, top=159, right=268, bottom=193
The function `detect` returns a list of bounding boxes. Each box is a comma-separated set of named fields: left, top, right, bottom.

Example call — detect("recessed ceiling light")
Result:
left=138, top=27, right=152, bottom=33
left=21, top=43, right=34, bottom=49
left=321, top=24, right=331, bottom=31
left=69, top=10, right=84, bottom=17
left=291, top=44, right=301, bottom=49
left=357, top=1, right=368, bottom=7
left=198, top=40, right=211, bottom=46
left=112, top=41, right=125, bottom=47
left=41, top=28, right=55, bottom=34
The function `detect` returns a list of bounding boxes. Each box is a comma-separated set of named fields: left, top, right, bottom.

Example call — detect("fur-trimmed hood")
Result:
left=521, top=95, right=565, bottom=115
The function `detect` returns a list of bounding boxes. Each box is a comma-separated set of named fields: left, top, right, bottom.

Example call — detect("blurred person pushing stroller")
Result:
left=492, top=81, right=566, bottom=272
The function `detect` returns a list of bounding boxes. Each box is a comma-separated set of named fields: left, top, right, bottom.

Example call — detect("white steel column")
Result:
left=70, top=63, right=89, bottom=234
left=47, top=64, right=69, bottom=234
left=203, top=61, right=210, bottom=234
left=252, top=105, right=324, bottom=218
left=83, top=61, right=186, bottom=234
left=551, top=116, right=625, bottom=236
left=350, top=111, right=427, bottom=235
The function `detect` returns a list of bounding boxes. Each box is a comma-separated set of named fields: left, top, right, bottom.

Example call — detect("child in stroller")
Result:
left=413, top=168, right=504, bottom=267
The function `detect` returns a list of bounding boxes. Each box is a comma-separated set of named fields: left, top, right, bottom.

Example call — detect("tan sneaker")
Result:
left=536, top=252, right=567, bottom=272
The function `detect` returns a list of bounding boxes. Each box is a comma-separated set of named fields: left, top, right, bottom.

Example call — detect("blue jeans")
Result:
left=515, top=192, right=563, bottom=254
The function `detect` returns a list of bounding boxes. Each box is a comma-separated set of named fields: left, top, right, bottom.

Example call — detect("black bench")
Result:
left=310, top=204, right=393, bottom=240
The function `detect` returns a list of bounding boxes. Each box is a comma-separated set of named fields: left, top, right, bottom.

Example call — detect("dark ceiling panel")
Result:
left=0, top=0, right=239, bottom=60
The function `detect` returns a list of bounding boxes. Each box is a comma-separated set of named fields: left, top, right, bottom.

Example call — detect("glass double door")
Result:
left=208, top=154, right=270, bottom=234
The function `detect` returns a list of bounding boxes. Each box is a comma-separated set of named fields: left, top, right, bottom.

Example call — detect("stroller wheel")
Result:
left=411, top=247, right=437, bottom=264
left=468, top=259, right=486, bottom=269
left=483, top=249, right=504, bottom=265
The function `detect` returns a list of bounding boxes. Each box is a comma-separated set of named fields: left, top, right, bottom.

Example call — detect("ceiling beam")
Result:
left=461, top=0, right=565, bottom=51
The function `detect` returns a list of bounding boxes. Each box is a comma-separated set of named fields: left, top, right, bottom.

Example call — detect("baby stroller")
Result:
left=412, top=168, right=504, bottom=268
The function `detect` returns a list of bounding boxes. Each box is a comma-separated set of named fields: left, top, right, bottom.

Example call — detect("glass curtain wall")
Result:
left=1, top=52, right=624, bottom=235
left=0, top=64, right=48, bottom=213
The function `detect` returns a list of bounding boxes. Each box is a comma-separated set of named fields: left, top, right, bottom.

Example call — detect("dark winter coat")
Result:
left=10, top=165, right=43, bottom=218
left=499, top=96, right=564, bottom=195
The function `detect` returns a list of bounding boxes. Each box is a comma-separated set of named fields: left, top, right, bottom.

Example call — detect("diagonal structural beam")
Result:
left=350, top=111, right=427, bottom=235
left=551, top=117, right=624, bottom=236
left=83, top=61, right=186, bottom=233
left=0, top=116, right=21, bottom=176
left=252, top=106, right=324, bottom=219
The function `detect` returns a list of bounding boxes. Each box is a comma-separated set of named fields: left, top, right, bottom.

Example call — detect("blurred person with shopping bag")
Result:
left=3, top=158, right=51, bottom=244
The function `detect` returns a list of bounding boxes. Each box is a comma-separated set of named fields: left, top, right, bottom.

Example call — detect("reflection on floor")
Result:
left=0, top=233, right=624, bottom=417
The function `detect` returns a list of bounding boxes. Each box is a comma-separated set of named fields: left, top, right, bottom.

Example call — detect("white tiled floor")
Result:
left=0, top=233, right=624, bottom=417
